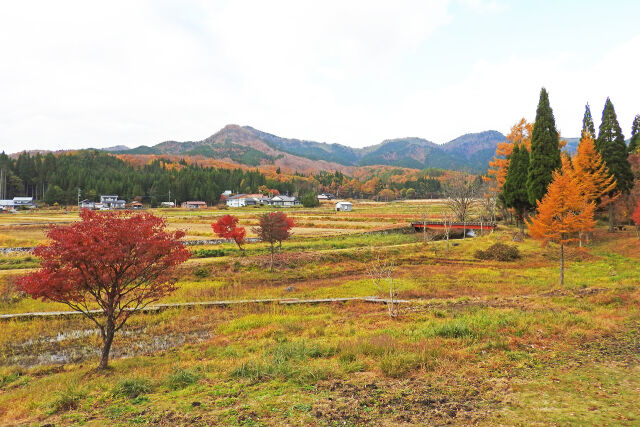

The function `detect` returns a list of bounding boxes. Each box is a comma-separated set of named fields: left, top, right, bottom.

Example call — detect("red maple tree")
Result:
left=17, top=210, right=190, bottom=369
left=212, top=214, right=246, bottom=252
left=254, top=212, right=294, bottom=271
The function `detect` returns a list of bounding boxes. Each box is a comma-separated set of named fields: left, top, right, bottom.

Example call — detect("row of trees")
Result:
left=489, top=88, right=638, bottom=284
left=2, top=149, right=451, bottom=206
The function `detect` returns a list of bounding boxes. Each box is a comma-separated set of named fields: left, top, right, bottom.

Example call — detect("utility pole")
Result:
left=77, top=188, right=81, bottom=210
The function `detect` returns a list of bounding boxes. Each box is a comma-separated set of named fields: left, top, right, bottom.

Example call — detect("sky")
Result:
left=1, top=0, right=639, bottom=153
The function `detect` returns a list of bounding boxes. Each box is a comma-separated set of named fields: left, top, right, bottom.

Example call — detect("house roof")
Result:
left=271, top=195, right=297, bottom=201
left=228, top=194, right=266, bottom=200
left=335, top=201, right=352, bottom=205
left=184, top=201, right=207, bottom=204
left=13, top=197, right=34, bottom=202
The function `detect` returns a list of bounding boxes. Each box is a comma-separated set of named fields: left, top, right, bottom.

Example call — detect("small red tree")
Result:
left=254, top=212, right=294, bottom=271
left=212, top=214, right=246, bottom=252
left=17, top=210, right=190, bottom=369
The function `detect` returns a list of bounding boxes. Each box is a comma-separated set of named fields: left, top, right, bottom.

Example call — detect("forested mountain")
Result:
left=112, top=125, right=506, bottom=172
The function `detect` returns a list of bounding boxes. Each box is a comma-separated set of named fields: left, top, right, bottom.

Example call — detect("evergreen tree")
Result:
left=628, top=114, right=640, bottom=154
left=596, top=98, right=634, bottom=231
left=581, top=103, right=596, bottom=138
left=503, top=144, right=531, bottom=232
left=527, top=88, right=561, bottom=205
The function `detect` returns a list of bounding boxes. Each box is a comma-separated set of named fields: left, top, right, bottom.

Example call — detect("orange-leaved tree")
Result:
left=527, top=157, right=595, bottom=285
left=571, top=133, right=617, bottom=244
left=17, top=210, right=190, bottom=369
left=487, top=118, right=533, bottom=193
left=572, top=133, right=617, bottom=205
left=212, top=214, right=246, bottom=252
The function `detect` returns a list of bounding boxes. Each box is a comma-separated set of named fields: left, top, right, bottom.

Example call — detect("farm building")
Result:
left=181, top=201, right=207, bottom=209
left=160, top=201, right=175, bottom=208
left=317, top=193, right=334, bottom=201
left=335, top=201, right=353, bottom=212
left=270, top=195, right=300, bottom=207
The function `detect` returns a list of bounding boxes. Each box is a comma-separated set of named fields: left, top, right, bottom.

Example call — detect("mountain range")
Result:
left=109, top=125, right=508, bottom=173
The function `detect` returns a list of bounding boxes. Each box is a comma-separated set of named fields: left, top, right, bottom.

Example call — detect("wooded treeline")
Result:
left=0, top=150, right=448, bottom=205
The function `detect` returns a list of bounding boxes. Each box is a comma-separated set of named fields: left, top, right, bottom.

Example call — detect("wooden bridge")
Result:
left=410, top=221, right=496, bottom=232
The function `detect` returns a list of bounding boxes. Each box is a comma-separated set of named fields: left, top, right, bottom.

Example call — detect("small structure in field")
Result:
left=335, top=201, right=353, bottom=212
left=160, top=201, right=175, bottom=208
left=130, top=201, right=144, bottom=210
left=182, top=201, right=207, bottom=209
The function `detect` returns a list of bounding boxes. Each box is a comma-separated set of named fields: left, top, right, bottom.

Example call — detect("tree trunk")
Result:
left=559, top=243, right=564, bottom=286
left=98, top=320, right=115, bottom=370
left=608, top=203, right=615, bottom=232
left=269, top=243, right=274, bottom=272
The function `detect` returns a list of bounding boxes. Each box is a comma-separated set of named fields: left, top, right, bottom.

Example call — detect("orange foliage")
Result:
left=571, top=134, right=617, bottom=205
left=487, top=119, right=533, bottom=192
left=528, top=157, right=595, bottom=248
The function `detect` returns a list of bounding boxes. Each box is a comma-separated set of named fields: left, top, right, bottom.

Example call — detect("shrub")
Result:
left=474, top=243, right=521, bottom=261
left=193, top=267, right=210, bottom=278
left=167, top=368, right=200, bottom=390
left=191, top=248, right=225, bottom=258
left=379, top=353, right=419, bottom=378
left=112, top=377, right=154, bottom=399
left=50, top=384, right=86, bottom=413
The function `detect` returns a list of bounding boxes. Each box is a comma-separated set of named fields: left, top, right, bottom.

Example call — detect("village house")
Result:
left=335, top=201, right=353, bottom=212
left=270, top=195, right=300, bottom=207
left=317, top=193, right=334, bottom=201
left=100, top=195, right=126, bottom=209
left=181, top=201, right=207, bottom=209
left=160, top=201, right=175, bottom=208
left=1, top=197, right=35, bottom=210
left=226, top=194, right=269, bottom=208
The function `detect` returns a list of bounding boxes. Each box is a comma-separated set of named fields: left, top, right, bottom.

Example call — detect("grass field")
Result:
left=0, top=204, right=639, bottom=425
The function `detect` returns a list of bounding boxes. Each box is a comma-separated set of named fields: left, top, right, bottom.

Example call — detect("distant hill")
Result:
left=111, top=125, right=508, bottom=172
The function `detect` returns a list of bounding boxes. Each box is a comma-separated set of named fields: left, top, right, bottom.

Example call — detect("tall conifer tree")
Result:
left=596, top=98, right=633, bottom=231
left=503, top=143, right=531, bottom=232
left=582, top=104, right=596, bottom=138
left=628, top=114, right=640, bottom=154
left=527, top=88, right=561, bottom=205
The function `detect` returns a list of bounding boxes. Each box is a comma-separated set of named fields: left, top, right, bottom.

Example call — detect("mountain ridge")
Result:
left=114, top=125, right=508, bottom=172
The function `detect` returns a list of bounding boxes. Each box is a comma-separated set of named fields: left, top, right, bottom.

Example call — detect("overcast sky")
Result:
left=1, top=0, right=639, bottom=153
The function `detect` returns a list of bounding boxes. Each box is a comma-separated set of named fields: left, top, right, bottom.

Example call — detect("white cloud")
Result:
left=0, top=1, right=638, bottom=153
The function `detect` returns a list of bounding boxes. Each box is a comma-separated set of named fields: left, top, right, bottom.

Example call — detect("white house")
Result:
left=335, top=201, right=353, bottom=212
left=100, top=195, right=126, bottom=209
left=226, top=194, right=269, bottom=207
left=317, top=193, right=333, bottom=201
left=270, top=195, right=300, bottom=207
left=160, top=201, right=175, bottom=208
